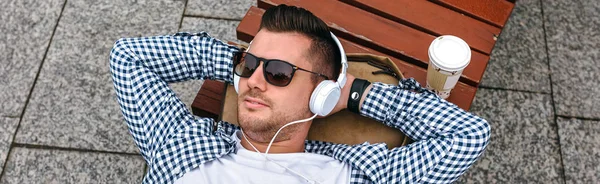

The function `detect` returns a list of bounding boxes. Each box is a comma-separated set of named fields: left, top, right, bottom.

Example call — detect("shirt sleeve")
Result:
left=360, top=78, right=491, bottom=183
left=109, top=32, right=239, bottom=161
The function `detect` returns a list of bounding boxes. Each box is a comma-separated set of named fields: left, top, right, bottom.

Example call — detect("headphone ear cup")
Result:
left=309, top=80, right=341, bottom=116
left=234, top=74, right=240, bottom=94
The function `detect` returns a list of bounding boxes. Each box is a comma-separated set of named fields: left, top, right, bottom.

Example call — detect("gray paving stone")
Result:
left=0, top=0, right=64, bottom=116
left=457, top=89, right=564, bottom=183
left=185, top=0, right=256, bottom=20
left=168, top=80, right=204, bottom=113
left=557, top=117, right=600, bottom=184
left=480, top=0, right=550, bottom=93
left=14, top=0, right=184, bottom=153
left=0, top=147, right=145, bottom=184
left=0, top=117, right=19, bottom=174
left=543, top=0, right=600, bottom=118
left=180, top=17, right=244, bottom=43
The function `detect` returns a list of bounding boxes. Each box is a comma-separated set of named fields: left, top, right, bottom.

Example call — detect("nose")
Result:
left=246, top=62, right=267, bottom=92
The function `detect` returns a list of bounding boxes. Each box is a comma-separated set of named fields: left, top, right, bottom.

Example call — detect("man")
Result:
left=110, top=4, right=490, bottom=184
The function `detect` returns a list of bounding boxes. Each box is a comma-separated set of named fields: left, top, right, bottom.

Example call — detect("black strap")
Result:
left=348, top=78, right=371, bottom=114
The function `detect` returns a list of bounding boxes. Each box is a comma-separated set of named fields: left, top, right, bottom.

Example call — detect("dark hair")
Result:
left=259, top=4, right=341, bottom=84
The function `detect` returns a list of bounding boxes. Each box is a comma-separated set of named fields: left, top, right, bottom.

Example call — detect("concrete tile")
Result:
left=180, top=17, right=243, bottom=44
left=0, top=147, right=145, bottom=184
left=15, top=0, right=184, bottom=153
left=168, top=80, right=204, bottom=113
left=185, top=0, right=256, bottom=20
left=480, top=0, right=550, bottom=93
left=0, top=117, right=19, bottom=174
left=557, top=117, right=600, bottom=184
left=0, top=0, right=64, bottom=116
left=457, top=89, right=564, bottom=183
left=543, top=0, right=600, bottom=118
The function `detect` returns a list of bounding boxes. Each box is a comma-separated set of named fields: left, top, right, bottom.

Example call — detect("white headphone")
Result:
left=234, top=32, right=348, bottom=116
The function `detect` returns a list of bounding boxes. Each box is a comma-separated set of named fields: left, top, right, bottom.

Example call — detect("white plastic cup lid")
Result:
left=428, top=35, right=471, bottom=71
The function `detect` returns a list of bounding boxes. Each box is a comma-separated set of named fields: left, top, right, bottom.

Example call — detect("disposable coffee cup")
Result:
left=426, top=35, right=471, bottom=99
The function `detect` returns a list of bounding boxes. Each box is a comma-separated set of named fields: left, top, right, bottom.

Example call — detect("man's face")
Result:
left=237, top=30, right=316, bottom=143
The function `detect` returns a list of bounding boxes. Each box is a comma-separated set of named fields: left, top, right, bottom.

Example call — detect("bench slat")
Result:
left=191, top=80, right=226, bottom=120
left=430, top=0, right=515, bottom=28
left=235, top=6, right=476, bottom=110
left=343, top=0, right=501, bottom=55
left=257, top=0, right=486, bottom=87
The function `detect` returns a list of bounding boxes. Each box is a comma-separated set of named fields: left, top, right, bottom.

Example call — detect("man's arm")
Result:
left=109, top=32, right=239, bottom=161
left=345, top=77, right=490, bottom=183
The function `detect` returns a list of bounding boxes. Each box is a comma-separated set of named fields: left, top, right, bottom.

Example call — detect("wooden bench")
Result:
left=191, top=0, right=516, bottom=119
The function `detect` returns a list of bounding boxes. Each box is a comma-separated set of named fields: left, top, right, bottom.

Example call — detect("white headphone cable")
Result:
left=265, top=114, right=318, bottom=154
left=240, top=113, right=320, bottom=184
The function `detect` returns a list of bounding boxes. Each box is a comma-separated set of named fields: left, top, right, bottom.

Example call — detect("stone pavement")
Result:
left=0, top=0, right=597, bottom=183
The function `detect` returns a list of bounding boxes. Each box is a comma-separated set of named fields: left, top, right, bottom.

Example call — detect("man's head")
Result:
left=236, top=5, right=342, bottom=143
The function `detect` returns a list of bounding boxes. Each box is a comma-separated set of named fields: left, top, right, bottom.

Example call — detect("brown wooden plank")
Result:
left=257, top=0, right=486, bottom=87
left=191, top=80, right=226, bottom=119
left=343, top=0, right=501, bottom=55
left=235, top=6, right=476, bottom=110
left=201, top=79, right=227, bottom=94
left=196, top=87, right=222, bottom=102
left=430, top=0, right=515, bottom=28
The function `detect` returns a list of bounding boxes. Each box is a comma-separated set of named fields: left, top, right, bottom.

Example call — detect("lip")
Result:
left=243, top=97, right=270, bottom=109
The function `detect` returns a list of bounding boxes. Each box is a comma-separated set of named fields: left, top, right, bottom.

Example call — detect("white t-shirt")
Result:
left=174, top=131, right=351, bottom=184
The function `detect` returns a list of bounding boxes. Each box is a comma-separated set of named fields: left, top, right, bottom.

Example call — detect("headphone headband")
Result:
left=330, top=32, right=348, bottom=89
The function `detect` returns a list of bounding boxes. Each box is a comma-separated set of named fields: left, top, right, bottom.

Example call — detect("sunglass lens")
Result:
left=235, top=53, right=257, bottom=77
left=264, top=60, right=294, bottom=86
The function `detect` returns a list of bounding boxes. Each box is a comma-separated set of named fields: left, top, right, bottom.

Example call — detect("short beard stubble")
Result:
left=237, top=88, right=312, bottom=143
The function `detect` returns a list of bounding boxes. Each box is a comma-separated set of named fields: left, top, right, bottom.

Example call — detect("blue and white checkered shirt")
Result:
left=109, top=32, right=490, bottom=184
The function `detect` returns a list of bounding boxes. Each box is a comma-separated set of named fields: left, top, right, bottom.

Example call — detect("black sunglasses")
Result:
left=233, top=52, right=329, bottom=87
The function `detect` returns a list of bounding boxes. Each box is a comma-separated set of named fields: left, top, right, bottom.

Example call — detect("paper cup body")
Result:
left=426, top=35, right=471, bottom=99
